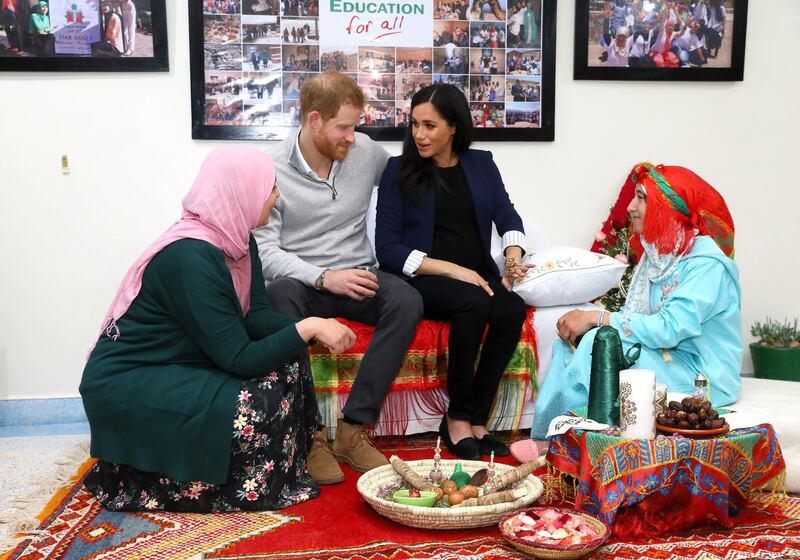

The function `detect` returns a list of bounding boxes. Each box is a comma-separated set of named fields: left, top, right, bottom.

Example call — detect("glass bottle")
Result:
left=693, top=372, right=710, bottom=402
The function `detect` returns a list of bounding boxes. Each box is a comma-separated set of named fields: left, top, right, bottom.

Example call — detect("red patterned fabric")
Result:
left=546, top=424, right=786, bottom=539
left=309, top=307, right=538, bottom=394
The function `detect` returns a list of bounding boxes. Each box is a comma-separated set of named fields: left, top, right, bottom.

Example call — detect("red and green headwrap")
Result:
left=629, top=162, right=735, bottom=259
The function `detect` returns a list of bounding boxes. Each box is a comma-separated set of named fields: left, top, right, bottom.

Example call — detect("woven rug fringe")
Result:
left=544, top=463, right=577, bottom=506
left=0, top=440, right=90, bottom=555
left=752, top=469, right=788, bottom=508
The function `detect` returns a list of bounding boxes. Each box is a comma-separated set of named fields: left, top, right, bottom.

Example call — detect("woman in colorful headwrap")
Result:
left=531, top=163, right=742, bottom=439
left=80, top=147, right=356, bottom=512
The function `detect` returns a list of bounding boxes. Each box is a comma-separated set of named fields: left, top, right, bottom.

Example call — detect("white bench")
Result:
left=728, top=376, right=800, bottom=493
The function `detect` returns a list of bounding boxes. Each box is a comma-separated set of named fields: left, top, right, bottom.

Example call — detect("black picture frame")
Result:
left=574, top=0, right=747, bottom=81
left=0, top=0, right=168, bottom=72
left=189, top=1, right=556, bottom=142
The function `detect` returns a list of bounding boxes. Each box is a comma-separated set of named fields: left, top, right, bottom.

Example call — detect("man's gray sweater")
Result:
left=254, top=131, right=391, bottom=287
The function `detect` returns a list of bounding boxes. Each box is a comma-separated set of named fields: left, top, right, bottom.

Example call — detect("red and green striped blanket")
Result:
left=310, top=307, right=538, bottom=437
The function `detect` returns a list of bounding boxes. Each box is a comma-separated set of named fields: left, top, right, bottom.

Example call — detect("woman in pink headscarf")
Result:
left=80, top=146, right=355, bottom=512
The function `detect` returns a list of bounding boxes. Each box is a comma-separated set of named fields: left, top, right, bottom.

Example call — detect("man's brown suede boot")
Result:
left=331, top=418, right=389, bottom=472
left=307, top=427, right=344, bottom=484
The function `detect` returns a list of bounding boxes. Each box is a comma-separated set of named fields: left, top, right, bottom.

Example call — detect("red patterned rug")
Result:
left=3, top=436, right=800, bottom=560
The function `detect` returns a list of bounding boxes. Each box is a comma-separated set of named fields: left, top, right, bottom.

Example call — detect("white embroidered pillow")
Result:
left=513, top=246, right=627, bottom=307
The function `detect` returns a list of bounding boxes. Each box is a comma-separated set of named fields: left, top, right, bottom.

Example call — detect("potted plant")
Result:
left=750, top=318, right=800, bottom=381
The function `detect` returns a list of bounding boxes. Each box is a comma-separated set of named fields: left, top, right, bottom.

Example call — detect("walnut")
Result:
left=448, top=492, right=465, bottom=505
left=441, top=480, right=458, bottom=495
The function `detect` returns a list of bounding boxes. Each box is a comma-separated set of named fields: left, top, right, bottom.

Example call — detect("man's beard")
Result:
left=312, top=129, right=350, bottom=161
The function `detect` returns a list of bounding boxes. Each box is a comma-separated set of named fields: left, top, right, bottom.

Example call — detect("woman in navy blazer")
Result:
left=375, top=84, right=531, bottom=460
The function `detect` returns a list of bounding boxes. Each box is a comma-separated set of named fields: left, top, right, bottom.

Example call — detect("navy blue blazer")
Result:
left=375, top=149, right=524, bottom=279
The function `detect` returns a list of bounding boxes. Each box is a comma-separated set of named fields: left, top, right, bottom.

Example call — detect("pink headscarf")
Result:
left=98, top=146, right=275, bottom=341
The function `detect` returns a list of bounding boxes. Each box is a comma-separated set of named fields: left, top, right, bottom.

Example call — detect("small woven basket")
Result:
left=357, top=459, right=544, bottom=530
left=498, top=506, right=610, bottom=559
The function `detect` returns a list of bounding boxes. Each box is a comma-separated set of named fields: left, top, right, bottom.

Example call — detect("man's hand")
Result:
left=323, top=269, right=379, bottom=301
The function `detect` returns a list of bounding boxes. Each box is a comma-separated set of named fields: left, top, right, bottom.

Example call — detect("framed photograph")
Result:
left=0, top=0, right=168, bottom=71
left=574, top=0, right=747, bottom=81
left=190, top=0, right=556, bottom=141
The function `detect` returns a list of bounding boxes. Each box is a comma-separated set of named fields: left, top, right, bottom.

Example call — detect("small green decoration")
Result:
left=449, top=463, right=471, bottom=489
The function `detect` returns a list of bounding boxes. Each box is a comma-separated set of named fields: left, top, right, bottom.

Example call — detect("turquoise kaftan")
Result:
left=531, top=236, right=742, bottom=438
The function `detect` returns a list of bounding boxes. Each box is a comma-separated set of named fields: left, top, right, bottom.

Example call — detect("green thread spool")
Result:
left=588, top=326, right=641, bottom=425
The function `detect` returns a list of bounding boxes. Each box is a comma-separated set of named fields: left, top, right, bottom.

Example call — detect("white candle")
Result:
left=619, top=368, right=657, bottom=439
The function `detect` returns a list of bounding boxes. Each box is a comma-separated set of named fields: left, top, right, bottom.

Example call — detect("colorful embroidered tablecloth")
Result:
left=310, top=308, right=537, bottom=436
left=546, top=424, right=786, bottom=537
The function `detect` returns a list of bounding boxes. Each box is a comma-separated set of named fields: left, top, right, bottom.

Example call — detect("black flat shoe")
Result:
left=439, top=417, right=481, bottom=460
left=478, top=433, right=510, bottom=457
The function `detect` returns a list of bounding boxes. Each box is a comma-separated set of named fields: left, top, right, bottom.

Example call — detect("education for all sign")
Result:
left=320, top=0, right=432, bottom=47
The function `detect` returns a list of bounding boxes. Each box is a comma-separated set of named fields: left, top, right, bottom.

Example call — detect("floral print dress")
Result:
left=83, top=358, right=320, bottom=512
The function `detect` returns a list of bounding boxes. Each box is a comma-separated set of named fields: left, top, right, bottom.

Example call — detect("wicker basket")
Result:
left=498, top=506, right=610, bottom=559
left=357, top=459, right=544, bottom=530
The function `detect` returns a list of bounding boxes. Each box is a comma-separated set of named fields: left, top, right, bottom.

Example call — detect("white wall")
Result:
left=1, top=2, right=799, bottom=399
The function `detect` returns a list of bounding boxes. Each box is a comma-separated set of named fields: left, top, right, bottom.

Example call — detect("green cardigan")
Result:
left=80, top=237, right=307, bottom=484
